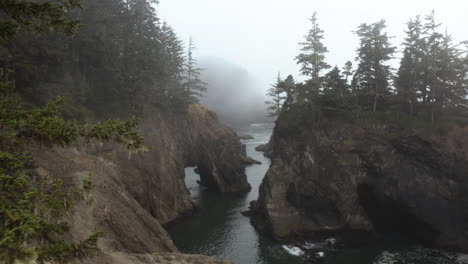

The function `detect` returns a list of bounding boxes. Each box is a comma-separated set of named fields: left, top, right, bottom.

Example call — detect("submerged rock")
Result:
left=252, top=109, right=468, bottom=252
left=241, top=210, right=253, bottom=217
left=237, top=132, right=255, bottom=140
left=255, top=143, right=274, bottom=158
left=255, top=143, right=270, bottom=152
left=242, top=156, right=262, bottom=165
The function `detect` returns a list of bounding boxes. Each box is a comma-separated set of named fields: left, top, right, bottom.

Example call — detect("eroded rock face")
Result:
left=76, top=104, right=251, bottom=225
left=31, top=104, right=249, bottom=263
left=252, top=114, right=468, bottom=252
left=109, top=104, right=251, bottom=224
left=33, top=147, right=178, bottom=257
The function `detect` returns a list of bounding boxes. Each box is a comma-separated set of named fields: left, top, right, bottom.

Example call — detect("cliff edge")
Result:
left=252, top=107, right=468, bottom=252
left=31, top=104, right=249, bottom=263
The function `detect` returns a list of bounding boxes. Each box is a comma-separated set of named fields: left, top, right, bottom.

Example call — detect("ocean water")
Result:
left=167, top=123, right=466, bottom=264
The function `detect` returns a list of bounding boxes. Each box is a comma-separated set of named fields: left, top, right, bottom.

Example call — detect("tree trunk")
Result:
left=431, top=102, right=435, bottom=126
left=410, top=100, right=414, bottom=116
left=373, top=94, right=378, bottom=113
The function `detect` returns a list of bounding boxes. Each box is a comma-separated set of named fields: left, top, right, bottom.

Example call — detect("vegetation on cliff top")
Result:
left=266, top=11, right=468, bottom=130
left=0, top=1, right=152, bottom=263
left=1, top=0, right=207, bottom=119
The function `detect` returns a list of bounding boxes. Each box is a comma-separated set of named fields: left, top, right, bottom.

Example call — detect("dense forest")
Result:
left=267, top=11, right=468, bottom=129
left=1, top=0, right=206, bottom=119
left=1, top=0, right=195, bottom=263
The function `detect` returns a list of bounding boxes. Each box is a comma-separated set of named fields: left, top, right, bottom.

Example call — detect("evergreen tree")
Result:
left=395, top=16, right=425, bottom=115
left=295, top=12, right=331, bottom=81
left=0, top=0, right=82, bottom=41
left=282, top=75, right=296, bottom=109
left=161, top=22, right=185, bottom=82
left=0, top=2, right=146, bottom=263
left=396, top=50, right=417, bottom=114
left=352, top=20, right=396, bottom=112
left=160, top=22, right=186, bottom=106
left=280, top=10, right=468, bottom=127
left=423, top=10, right=442, bottom=124
left=121, top=0, right=163, bottom=114
left=452, top=42, right=468, bottom=107
left=437, top=30, right=461, bottom=108
left=342, top=61, right=354, bottom=84
left=265, top=73, right=286, bottom=117
left=0, top=0, right=194, bottom=116
left=183, top=37, right=207, bottom=102
left=421, top=10, right=461, bottom=124
left=323, top=66, right=348, bottom=99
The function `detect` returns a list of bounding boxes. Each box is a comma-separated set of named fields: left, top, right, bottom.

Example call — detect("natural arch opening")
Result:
left=184, top=166, right=200, bottom=199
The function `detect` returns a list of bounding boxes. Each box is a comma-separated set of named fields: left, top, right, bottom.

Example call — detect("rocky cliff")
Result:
left=252, top=109, right=468, bottom=252
left=32, top=104, right=249, bottom=263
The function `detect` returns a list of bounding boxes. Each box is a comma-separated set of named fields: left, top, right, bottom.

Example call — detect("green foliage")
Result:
left=352, top=20, right=396, bottom=113
left=0, top=0, right=82, bottom=41
left=282, top=75, right=297, bottom=110
left=323, top=66, right=348, bottom=99
left=36, top=231, right=104, bottom=264
left=1, top=0, right=203, bottom=118
left=295, top=11, right=331, bottom=80
left=276, top=11, right=467, bottom=131
left=0, top=69, right=146, bottom=263
left=265, top=73, right=286, bottom=117
left=183, top=37, right=207, bottom=103
left=0, top=2, right=147, bottom=262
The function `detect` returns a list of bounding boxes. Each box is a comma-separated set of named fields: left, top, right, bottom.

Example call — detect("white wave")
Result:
left=373, top=251, right=398, bottom=264
left=282, top=245, right=304, bottom=256
left=303, top=242, right=322, bottom=250
left=458, top=254, right=468, bottom=264
left=316, top=251, right=325, bottom=258
left=325, top=238, right=337, bottom=245
left=249, top=123, right=274, bottom=127
left=302, top=237, right=335, bottom=250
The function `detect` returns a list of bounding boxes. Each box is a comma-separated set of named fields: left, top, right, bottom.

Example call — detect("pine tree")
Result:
left=396, top=50, right=417, bottom=114
left=342, top=61, right=354, bottom=84
left=160, top=22, right=186, bottom=105
left=265, top=73, right=286, bottom=117
left=422, top=10, right=453, bottom=124
left=452, top=42, right=468, bottom=107
left=295, top=12, right=331, bottom=81
left=0, top=2, right=146, bottom=263
left=437, top=30, right=460, bottom=109
left=0, top=0, right=82, bottom=41
left=183, top=37, right=207, bottom=103
left=323, top=66, right=348, bottom=99
left=122, top=0, right=163, bottom=114
left=161, top=22, right=185, bottom=81
left=395, top=16, right=425, bottom=115
left=352, top=20, right=396, bottom=112
left=283, top=75, right=296, bottom=109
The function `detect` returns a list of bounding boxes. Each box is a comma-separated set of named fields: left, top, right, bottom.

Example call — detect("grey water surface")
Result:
left=167, top=123, right=304, bottom=264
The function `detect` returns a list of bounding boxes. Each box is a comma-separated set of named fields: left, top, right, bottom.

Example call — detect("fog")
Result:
left=159, top=0, right=468, bottom=122
left=198, top=57, right=271, bottom=127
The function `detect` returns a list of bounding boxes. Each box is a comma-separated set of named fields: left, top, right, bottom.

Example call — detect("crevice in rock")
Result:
left=357, top=183, right=440, bottom=246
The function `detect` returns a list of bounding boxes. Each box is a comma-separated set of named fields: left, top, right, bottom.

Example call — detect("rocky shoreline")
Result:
left=249, top=109, right=468, bottom=254
left=33, top=104, right=250, bottom=264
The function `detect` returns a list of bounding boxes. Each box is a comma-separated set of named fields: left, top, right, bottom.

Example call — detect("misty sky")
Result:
left=159, top=0, right=468, bottom=94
